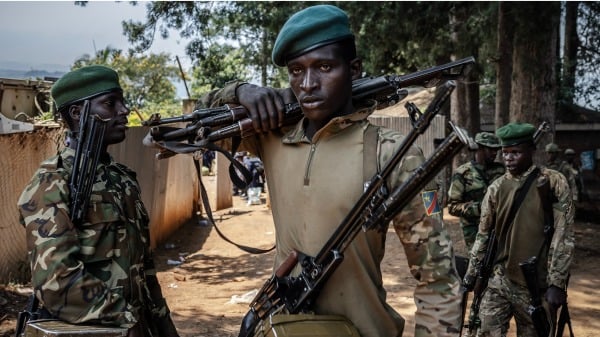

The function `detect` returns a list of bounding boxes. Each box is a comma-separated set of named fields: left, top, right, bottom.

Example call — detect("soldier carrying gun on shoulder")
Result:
left=16, top=65, right=179, bottom=337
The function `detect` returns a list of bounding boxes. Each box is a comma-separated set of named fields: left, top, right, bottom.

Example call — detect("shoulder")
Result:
left=455, top=162, right=473, bottom=175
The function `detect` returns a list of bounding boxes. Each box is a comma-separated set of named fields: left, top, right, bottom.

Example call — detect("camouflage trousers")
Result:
left=476, top=267, right=554, bottom=337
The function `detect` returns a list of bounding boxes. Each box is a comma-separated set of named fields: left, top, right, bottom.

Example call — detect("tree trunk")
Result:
left=495, top=2, right=515, bottom=128
left=450, top=3, right=481, bottom=168
left=510, top=3, right=560, bottom=163
left=562, top=1, right=580, bottom=104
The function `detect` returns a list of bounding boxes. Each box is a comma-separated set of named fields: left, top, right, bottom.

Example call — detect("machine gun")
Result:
left=237, top=81, right=476, bottom=337
left=143, top=57, right=475, bottom=148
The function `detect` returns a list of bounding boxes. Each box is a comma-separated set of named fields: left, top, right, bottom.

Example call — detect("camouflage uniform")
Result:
left=17, top=147, right=170, bottom=330
left=546, top=158, right=579, bottom=202
left=464, top=165, right=575, bottom=337
left=199, top=83, right=463, bottom=337
left=447, top=160, right=505, bottom=250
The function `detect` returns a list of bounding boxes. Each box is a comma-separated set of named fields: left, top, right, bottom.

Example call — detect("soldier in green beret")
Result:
left=195, top=4, right=462, bottom=337
left=448, top=132, right=505, bottom=252
left=545, top=143, right=579, bottom=202
left=17, top=65, right=179, bottom=337
left=463, top=122, right=574, bottom=337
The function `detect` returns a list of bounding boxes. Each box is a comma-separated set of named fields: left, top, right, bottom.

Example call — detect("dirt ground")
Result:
left=1, top=174, right=599, bottom=337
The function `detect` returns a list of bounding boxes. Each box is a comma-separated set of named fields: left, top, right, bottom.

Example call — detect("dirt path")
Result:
left=153, top=176, right=600, bottom=337
left=2, top=174, right=599, bottom=337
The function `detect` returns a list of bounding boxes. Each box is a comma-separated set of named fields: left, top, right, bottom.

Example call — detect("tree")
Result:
left=508, top=3, right=560, bottom=164
left=73, top=47, right=181, bottom=124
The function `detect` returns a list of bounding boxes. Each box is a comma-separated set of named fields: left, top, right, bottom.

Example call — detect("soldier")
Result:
left=195, top=5, right=463, bottom=337
left=564, top=148, right=583, bottom=200
left=17, top=65, right=179, bottom=337
left=545, top=143, right=579, bottom=202
left=463, top=122, right=575, bottom=337
left=447, top=132, right=505, bottom=251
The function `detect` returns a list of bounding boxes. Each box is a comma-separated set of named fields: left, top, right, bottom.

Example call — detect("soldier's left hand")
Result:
left=545, top=285, right=567, bottom=309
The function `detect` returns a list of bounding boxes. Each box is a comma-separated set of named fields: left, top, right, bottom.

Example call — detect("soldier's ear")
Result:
left=68, top=104, right=82, bottom=122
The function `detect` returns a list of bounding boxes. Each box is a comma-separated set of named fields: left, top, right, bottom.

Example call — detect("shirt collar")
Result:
left=282, top=99, right=377, bottom=144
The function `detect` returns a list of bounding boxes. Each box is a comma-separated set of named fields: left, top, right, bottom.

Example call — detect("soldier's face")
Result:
left=86, top=91, right=130, bottom=145
left=286, top=43, right=361, bottom=124
left=501, top=143, right=534, bottom=175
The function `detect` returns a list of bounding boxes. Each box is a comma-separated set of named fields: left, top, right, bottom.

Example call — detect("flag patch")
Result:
left=421, top=190, right=441, bottom=216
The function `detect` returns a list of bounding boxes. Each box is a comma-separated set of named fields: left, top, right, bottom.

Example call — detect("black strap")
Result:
left=506, top=168, right=540, bottom=230
left=193, top=157, right=275, bottom=254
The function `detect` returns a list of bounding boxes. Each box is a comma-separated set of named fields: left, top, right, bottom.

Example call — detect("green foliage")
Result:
left=72, top=47, right=180, bottom=124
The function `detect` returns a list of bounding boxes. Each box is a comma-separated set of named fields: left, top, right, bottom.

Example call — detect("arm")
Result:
left=143, top=256, right=180, bottom=337
left=447, top=169, right=481, bottom=219
left=386, top=136, right=462, bottom=337
left=463, top=185, right=496, bottom=282
left=17, top=169, right=136, bottom=328
left=546, top=171, right=575, bottom=292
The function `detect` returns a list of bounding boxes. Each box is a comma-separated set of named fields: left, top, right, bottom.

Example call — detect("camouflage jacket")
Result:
left=465, top=165, right=575, bottom=290
left=547, top=158, right=579, bottom=201
left=198, top=82, right=463, bottom=337
left=447, top=160, right=505, bottom=228
left=17, top=147, right=156, bottom=328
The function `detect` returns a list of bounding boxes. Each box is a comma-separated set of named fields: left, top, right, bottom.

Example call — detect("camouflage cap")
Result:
left=272, top=5, right=354, bottom=67
left=474, top=132, right=501, bottom=148
left=545, top=143, right=561, bottom=153
left=496, top=122, right=536, bottom=147
left=51, top=65, right=122, bottom=110
left=564, top=148, right=576, bottom=155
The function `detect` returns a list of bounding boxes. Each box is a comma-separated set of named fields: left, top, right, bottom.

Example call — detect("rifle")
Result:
left=520, top=256, right=551, bottom=337
left=238, top=81, right=475, bottom=337
left=555, top=288, right=575, bottom=337
left=143, top=57, right=475, bottom=146
left=69, top=101, right=108, bottom=225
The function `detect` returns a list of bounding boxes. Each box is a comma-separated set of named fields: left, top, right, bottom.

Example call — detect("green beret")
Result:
left=51, top=65, right=122, bottom=110
left=474, top=132, right=501, bottom=148
left=545, top=143, right=561, bottom=153
left=272, top=5, right=354, bottom=67
left=496, top=122, right=536, bottom=147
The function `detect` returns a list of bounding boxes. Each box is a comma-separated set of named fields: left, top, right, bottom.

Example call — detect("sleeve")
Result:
left=447, top=169, right=480, bottom=219
left=17, top=170, right=136, bottom=328
left=547, top=171, right=575, bottom=290
left=464, top=184, right=496, bottom=281
left=382, top=131, right=462, bottom=336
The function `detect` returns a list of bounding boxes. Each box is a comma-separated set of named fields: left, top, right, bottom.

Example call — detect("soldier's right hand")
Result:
left=236, top=83, right=296, bottom=133
left=462, top=275, right=475, bottom=292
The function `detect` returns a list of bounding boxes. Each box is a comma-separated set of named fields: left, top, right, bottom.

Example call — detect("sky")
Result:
left=0, top=1, right=191, bottom=71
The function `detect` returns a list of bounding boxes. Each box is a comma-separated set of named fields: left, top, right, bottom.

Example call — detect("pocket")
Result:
left=78, top=196, right=121, bottom=263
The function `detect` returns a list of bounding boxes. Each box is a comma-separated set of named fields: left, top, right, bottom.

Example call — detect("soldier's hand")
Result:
left=237, top=84, right=295, bottom=133
left=462, top=275, right=475, bottom=292
left=545, top=285, right=567, bottom=310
